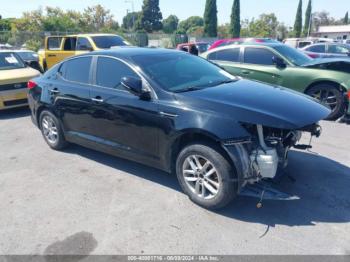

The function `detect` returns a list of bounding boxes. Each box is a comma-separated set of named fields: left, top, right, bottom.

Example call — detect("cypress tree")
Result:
left=344, top=12, right=349, bottom=24
left=303, top=0, right=312, bottom=37
left=204, top=0, right=218, bottom=37
left=230, top=0, right=240, bottom=37
left=294, top=0, right=303, bottom=37
left=137, top=0, right=163, bottom=32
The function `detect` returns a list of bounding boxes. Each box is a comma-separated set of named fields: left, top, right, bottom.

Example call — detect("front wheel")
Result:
left=306, top=84, right=346, bottom=120
left=176, top=143, right=238, bottom=210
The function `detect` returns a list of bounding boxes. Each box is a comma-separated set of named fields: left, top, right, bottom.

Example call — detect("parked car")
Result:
left=283, top=37, right=333, bottom=49
left=202, top=43, right=350, bottom=120
left=301, top=43, right=350, bottom=58
left=177, top=42, right=210, bottom=55
left=28, top=48, right=329, bottom=209
left=38, top=33, right=130, bottom=71
left=14, top=50, right=43, bottom=73
left=208, top=38, right=278, bottom=51
left=0, top=51, right=40, bottom=110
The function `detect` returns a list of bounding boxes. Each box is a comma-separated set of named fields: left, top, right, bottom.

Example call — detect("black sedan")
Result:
left=27, top=48, right=329, bottom=209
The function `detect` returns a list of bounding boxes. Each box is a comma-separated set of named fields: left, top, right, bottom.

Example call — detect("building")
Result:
left=313, top=25, right=350, bottom=41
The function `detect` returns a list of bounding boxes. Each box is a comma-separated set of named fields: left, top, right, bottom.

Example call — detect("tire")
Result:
left=39, top=110, right=68, bottom=150
left=306, top=84, right=346, bottom=121
left=176, top=143, right=238, bottom=210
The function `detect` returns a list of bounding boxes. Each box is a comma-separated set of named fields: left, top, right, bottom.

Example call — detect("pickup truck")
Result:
left=38, top=34, right=130, bottom=71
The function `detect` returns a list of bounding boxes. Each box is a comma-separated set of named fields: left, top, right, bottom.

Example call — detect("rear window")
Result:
left=0, top=52, right=25, bottom=70
left=306, top=45, right=326, bottom=53
left=48, top=37, right=62, bottom=50
left=92, top=36, right=128, bottom=49
left=59, top=57, right=92, bottom=84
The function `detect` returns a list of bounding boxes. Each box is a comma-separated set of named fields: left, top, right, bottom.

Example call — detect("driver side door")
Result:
left=88, top=56, right=161, bottom=165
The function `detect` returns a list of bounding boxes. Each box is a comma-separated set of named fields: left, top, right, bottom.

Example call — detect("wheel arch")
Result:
left=304, top=80, right=347, bottom=94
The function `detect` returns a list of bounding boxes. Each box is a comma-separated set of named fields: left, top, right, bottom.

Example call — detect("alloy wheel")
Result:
left=310, top=89, right=338, bottom=110
left=182, top=155, right=220, bottom=200
left=42, top=115, right=58, bottom=144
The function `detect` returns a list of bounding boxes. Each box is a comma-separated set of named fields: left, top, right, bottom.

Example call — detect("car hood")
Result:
left=179, top=79, right=330, bottom=130
left=301, top=57, right=350, bottom=74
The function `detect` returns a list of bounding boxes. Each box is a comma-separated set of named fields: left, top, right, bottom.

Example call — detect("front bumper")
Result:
left=0, top=89, right=28, bottom=110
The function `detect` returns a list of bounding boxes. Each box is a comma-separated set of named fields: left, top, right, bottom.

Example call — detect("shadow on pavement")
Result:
left=0, top=107, right=30, bottom=120
left=65, top=145, right=350, bottom=227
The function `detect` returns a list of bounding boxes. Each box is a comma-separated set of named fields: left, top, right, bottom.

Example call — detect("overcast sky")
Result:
left=2, top=0, right=349, bottom=26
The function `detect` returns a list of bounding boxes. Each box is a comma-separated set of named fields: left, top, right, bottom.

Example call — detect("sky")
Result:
left=1, top=0, right=349, bottom=27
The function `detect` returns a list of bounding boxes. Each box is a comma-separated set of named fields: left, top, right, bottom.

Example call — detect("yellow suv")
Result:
left=38, top=34, right=130, bottom=70
left=0, top=51, right=40, bottom=110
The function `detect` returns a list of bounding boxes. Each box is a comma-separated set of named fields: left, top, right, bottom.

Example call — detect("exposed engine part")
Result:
left=249, top=125, right=279, bottom=180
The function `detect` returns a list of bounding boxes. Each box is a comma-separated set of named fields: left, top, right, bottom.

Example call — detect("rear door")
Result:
left=45, top=36, right=63, bottom=69
left=207, top=47, right=243, bottom=77
left=51, top=56, right=93, bottom=135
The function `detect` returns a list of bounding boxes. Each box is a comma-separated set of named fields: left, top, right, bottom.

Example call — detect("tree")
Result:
left=83, top=5, right=118, bottom=32
left=177, top=16, right=204, bottom=34
left=248, top=13, right=279, bottom=38
left=136, top=0, right=163, bottom=32
left=344, top=12, right=349, bottom=24
left=163, top=15, right=179, bottom=34
left=303, top=0, right=312, bottom=37
left=293, top=0, right=303, bottom=37
left=230, top=0, right=240, bottom=37
left=122, top=12, right=141, bottom=31
left=203, top=0, right=217, bottom=37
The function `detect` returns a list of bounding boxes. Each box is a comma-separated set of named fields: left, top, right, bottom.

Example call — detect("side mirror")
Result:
left=272, top=56, right=286, bottom=68
left=121, top=76, right=151, bottom=100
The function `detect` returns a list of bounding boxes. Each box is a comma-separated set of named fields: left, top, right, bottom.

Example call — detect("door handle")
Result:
left=48, top=54, right=56, bottom=57
left=241, top=70, right=251, bottom=75
left=49, top=88, right=60, bottom=94
left=91, top=97, right=104, bottom=103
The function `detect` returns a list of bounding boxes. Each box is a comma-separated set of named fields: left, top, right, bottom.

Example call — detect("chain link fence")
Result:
left=0, top=30, right=219, bottom=51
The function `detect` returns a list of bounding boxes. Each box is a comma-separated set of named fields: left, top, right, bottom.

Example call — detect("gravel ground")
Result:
left=0, top=107, right=349, bottom=255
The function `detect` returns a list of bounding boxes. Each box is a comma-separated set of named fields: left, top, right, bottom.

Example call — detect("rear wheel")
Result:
left=176, top=143, right=238, bottom=210
left=306, top=84, right=346, bottom=120
left=39, top=110, right=68, bottom=150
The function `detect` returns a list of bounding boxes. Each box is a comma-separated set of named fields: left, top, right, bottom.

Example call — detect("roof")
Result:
left=317, top=25, right=350, bottom=33
left=50, top=33, right=120, bottom=38
left=82, top=47, right=183, bottom=59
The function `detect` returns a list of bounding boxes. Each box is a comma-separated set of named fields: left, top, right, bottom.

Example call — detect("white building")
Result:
left=313, top=25, right=350, bottom=41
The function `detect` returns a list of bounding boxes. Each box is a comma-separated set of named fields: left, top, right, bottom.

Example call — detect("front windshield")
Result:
left=273, top=45, right=312, bottom=66
left=92, top=36, right=129, bottom=49
left=131, top=52, right=236, bottom=92
left=0, top=52, right=26, bottom=70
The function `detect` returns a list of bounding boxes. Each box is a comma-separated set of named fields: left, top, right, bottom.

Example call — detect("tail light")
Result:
left=27, top=80, right=37, bottom=89
left=347, top=90, right=350, bottom=100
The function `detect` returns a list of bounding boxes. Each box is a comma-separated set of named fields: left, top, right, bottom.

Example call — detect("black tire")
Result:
left=306, top=84, right=346, bottom=121
left=176, top=143, right=238, bottom=210
left=39, top=110, right=68, bottom=150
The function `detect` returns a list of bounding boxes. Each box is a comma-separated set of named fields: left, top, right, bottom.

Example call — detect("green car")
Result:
left=202, top=43, right=350, bottom=120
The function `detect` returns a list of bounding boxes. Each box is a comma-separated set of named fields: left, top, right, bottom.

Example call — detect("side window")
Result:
left=209, top=48, right=240, bottom=62
left=59, top=57, right=92, bottom=84
left=244, top=47, right=275, bottom=65
left=328, top=45, right=349, bottom=54
left=77, top=38, right=93, bottom=51
left=47, top=37, right=62, bottom=50
left=307, top=45, right=326, bottom=53
left=96, top=57, right=138, bottom=90
left=63, top=37, right=77, bottom=51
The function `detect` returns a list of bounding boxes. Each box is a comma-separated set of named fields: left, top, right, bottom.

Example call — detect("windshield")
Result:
left=16, top=51, right=38, bottom=61
left=0, top=52, right=26, bottom=70
left=92, top=36, right=129, bottom=49
left=131, top=52, right=236, bottom=92
left=196, top=43, right=210, bottom=53
left=273, top=45, right=312, bottom=66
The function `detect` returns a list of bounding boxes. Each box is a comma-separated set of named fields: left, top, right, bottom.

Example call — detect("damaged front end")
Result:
left=224, top=122, right=322, bottom=202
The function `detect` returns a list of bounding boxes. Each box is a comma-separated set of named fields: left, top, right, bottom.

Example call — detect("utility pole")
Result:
left=308, top=13, right=313, bottom=37
left=125, top=0, right=135, bottom=28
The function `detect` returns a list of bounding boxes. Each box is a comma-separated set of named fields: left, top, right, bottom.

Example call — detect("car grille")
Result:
left=0, top=82, right=27, bottom=91
left=3, top=99, right=28, bottom=107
